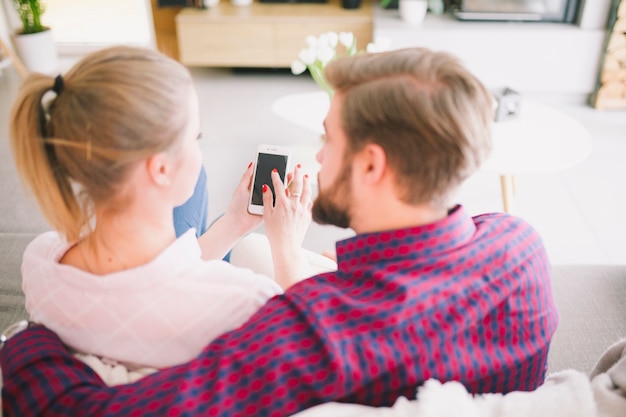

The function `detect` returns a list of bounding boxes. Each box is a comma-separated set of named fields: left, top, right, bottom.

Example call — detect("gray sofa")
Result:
left=547, top=264, right=626, bottom=374
left=1, top=236, right=625, bottom=375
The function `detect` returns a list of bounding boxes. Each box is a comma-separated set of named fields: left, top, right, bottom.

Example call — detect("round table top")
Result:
left=272, top=91, right=593, bottom=175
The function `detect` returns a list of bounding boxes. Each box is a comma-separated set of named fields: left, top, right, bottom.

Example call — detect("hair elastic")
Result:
left=52, top=75, right=64, bottom=95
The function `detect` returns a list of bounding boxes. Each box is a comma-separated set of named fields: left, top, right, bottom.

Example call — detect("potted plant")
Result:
left=11, top=0, right=58, bottom=74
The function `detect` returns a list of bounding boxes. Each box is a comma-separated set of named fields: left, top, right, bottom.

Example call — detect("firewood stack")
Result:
left=591, top=0, right=626, bottom=110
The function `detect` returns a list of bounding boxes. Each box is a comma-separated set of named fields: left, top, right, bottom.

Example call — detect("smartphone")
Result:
left=248, top=144, right=291, bottom=215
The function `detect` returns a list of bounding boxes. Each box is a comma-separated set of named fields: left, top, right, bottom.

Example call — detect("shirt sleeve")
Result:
left=1, top=293, right=344, bottom=417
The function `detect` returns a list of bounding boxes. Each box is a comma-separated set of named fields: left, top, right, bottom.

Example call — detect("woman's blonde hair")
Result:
left=10, top=45, right=194, bottom=242
left=324, top=47, right=494, bottom=208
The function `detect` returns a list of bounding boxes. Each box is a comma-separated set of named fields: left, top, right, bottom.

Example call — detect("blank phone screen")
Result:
left=251, top=153, right=288, bottom=206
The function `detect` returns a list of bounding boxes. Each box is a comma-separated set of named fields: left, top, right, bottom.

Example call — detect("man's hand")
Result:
left=262, top=164, right=313, bottom=288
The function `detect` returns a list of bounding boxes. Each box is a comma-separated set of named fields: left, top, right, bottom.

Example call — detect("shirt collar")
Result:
left=334, top=205, right=476, bottom=271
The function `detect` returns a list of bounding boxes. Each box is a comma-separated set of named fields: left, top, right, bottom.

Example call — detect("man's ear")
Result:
left=145, top=153, right=171, bottom=187
left=355, top=143, right=388, bottom=185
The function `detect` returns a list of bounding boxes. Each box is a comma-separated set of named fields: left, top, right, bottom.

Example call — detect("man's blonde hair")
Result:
left=10, top=46, right=194, bottom=241
left=324, top=47, right=494, bottom=208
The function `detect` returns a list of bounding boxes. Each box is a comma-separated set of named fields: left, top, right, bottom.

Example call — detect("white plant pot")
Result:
left=231, top=0, right=252, bottom=6
left=399, top=0, right=428, bottom=25
left=12, top=29, right=59, bottom=75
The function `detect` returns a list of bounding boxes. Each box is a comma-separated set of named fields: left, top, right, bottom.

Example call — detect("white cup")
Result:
left=399, top=0, right=428, bottom=25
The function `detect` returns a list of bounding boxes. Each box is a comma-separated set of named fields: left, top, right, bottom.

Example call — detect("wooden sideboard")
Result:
left=175, top=0, right=373, bottom=67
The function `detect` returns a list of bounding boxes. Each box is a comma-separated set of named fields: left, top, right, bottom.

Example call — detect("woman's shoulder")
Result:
left=24, top=231, right=70, bottom=262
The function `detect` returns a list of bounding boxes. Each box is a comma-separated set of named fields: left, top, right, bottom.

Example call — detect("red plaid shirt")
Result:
left=2, top=206, right=558, bottom=417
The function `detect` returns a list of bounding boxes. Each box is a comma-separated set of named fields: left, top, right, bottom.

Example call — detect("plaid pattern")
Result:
left=2, top=206, right=558, bottom=417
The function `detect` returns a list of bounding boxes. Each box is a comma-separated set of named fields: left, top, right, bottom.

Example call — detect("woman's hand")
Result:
left=198, top=162, right=262, bottom=260
left=223, top=162, right=263, bottom=234
left=263, top=164, right=314, bottom=288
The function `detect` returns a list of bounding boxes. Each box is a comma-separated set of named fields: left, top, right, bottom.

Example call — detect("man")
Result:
left=1, top=48, right=558, bottom=417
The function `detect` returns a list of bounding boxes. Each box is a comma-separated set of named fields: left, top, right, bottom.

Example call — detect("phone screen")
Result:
left=251, top=153, right=289, bottom=206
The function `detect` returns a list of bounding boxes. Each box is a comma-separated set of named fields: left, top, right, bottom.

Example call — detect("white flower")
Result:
left=290, top=59, right=307, bottom=75
left=292, top=32, right=393, bottom=97
left=325, top=31, right=339, bottom=48
left=315, top=32, right=339, bottom=50
left=316, top=44, right=335, bottom=65
left=366, top=36, right=392, bottom=53
left=339, top=32, right=354, bottom=49
left=298, top=48, right=316, bottom=65
left=305, top=35, right=318, bottom=48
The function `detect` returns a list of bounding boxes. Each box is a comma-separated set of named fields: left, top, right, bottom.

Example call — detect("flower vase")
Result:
left=399, top=0, right=428, bottom=25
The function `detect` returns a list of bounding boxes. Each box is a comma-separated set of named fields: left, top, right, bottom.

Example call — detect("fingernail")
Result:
left=297, top=164, right=301, bottom=169
left=304, top=174, right=308, bottom=179
left=262, top=184, right=268, bottom=192
left=272, top=168, right=277, bottom=173
left=248, top=161, right=253, bottom=168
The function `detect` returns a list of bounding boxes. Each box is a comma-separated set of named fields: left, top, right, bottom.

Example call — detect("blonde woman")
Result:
left=8, top=45, right=322, bottom=373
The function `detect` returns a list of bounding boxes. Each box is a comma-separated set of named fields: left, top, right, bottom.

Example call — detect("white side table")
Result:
left=483, top=100, right=593, bottom=212
left=271, top=92, right=593, bottom=213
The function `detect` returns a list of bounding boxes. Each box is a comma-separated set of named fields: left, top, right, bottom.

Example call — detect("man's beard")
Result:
left=312, top=163, right=353, bottom=229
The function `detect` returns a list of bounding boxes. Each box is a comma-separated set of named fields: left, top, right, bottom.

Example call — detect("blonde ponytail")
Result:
left=10, top=73, right=86, bottom=241
left=9, top=46, right=193, bottom=242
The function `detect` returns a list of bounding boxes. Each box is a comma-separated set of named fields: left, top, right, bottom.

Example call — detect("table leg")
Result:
left=500, top=175, right=515, bottom=213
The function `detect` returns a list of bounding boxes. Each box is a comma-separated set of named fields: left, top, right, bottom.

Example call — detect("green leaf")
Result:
left=13, top=0, right=46, bottom=34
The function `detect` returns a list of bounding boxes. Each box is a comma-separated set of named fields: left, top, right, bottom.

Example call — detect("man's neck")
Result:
left=350, top=200, right=449, bottom=235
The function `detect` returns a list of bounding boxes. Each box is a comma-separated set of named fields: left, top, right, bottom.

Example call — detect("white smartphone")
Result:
left=248, top=144, right=291, bottom=215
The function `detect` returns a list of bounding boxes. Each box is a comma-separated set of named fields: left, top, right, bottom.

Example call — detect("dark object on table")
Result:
left=259, top=0, right=328, bottom=3
left=493, top=87, right=522, bottom=122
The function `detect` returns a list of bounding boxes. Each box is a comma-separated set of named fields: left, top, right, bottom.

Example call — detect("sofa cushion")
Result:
left=0, top=233, right=36, bottom=330
left=548, top=264, right=626, bottom=374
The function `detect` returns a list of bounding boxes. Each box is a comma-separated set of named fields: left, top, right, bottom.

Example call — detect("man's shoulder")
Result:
left=281, top=271, right=342, bottom=302
left=473, top=212, right=537, bottom=234
left=471, top=212, right=547, bottom=258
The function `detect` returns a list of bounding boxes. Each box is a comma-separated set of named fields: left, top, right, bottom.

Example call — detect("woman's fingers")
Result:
left=240, top=161, right=254, bottom=192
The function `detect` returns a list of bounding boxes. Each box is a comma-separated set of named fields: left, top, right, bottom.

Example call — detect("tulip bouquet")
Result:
left=291, top=31, right=391, bottom=97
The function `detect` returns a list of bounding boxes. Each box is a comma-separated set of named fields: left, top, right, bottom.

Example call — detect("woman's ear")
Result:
left=145, top=153, right=171, bottom=187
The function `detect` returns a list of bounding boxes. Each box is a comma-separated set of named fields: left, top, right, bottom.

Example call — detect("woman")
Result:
left=9, top=45, right=322, bottom=372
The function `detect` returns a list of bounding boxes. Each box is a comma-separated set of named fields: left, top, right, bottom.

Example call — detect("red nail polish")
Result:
left=272, top=168, right=277, bottom=173
left=297, top=164, right=302, bottom=169
left=262, top=184, right=268, bottom=192
left=304, top=174, right=309, bottom=179
left=248, top=161, right=253, bottom=168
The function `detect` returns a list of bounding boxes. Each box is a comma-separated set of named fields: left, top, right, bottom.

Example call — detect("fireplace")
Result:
left=451, top=0, right=581, bottom=23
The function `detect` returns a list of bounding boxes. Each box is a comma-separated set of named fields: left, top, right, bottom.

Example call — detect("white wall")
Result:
left=375, top=1, right=613, bottom=99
